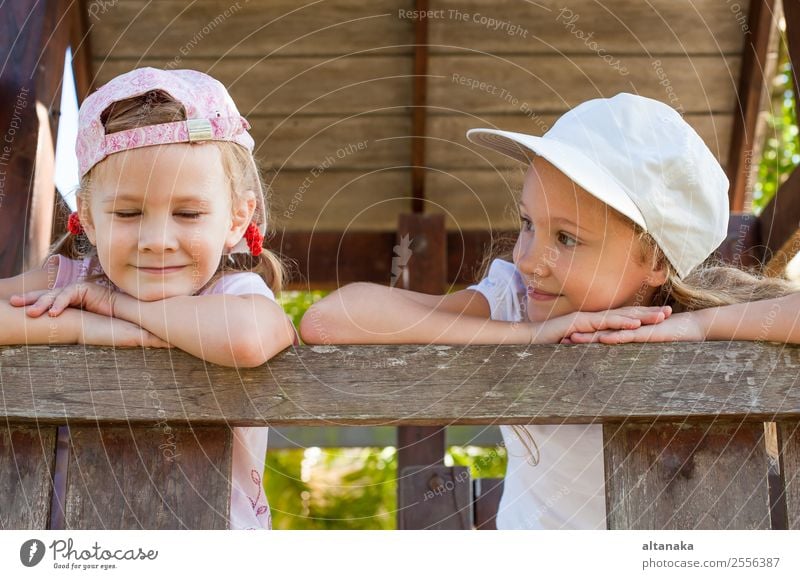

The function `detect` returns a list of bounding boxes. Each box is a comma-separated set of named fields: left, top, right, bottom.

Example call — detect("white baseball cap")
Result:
left=467, top=93, right=730, bottom=278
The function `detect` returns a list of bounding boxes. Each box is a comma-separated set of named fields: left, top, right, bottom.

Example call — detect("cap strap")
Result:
left=102, top=116, right=248, bottom=157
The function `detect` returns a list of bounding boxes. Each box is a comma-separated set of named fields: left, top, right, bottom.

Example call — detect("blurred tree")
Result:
left=753, top=35, right=799, bottom=213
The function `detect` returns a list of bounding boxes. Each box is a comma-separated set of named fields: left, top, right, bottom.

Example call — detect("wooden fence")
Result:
left=1, top=341, right=799, bottom=530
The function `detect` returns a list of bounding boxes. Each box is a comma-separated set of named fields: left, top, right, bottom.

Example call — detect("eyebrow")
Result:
left=101, top=193, right=213, bottom=204
left=517, top=203, right=594, bottom=234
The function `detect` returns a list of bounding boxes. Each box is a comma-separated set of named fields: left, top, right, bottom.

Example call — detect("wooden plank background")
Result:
left=1, top=342, right=798, bottom=426
left=86, top=0, right=749, bottom=232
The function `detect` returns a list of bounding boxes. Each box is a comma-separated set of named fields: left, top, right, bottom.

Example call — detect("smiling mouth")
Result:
left=527, top=287, right=562, bottom=300
left=137, top=266, right=186, bottom=274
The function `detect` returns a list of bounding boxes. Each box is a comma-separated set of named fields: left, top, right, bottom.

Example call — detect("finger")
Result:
left=27, top=291, right=60, bottom=317
left=604, top=315, right=642, bottom=330
left=9, top=290, right=50, bottom=306
left=49, top=287, right=79, bottom=316
left=569, top=331, right=609, bottom=343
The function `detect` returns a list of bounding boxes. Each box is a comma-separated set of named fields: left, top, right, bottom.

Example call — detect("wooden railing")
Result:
left=1, top=342, right=799, bottom=530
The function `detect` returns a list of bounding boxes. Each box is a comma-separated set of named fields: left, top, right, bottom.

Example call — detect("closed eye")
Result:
left=175, top=212, right=203, bottom=220
left=112, top=211, right=140, bottom=218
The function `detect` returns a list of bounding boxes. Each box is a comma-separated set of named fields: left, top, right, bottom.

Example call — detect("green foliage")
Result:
left=265, top=447, right=397, bottom=530
left=278, top=290, right=327, bottom=329
left=754, top=46, right=799, bottom=213
left=264, top=444, right=507, bottom=529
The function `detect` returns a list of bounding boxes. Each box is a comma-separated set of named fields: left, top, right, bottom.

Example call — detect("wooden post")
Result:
left=777, top=421, right=800, bottom=529
left=604, top=422, right=771, bottom=529
left=726, top=0, right=776, bottom=211
left=0, top=0, right=70, bottom=276
left=0, top=425, right=56, bottom=529
left=64, top=426, right=233, bottom=529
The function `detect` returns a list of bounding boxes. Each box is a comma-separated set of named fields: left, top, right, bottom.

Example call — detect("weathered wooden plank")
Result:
left=604, top=421, right=771, bottom=529
left=92, top=56, right=412, bottom=116
left=398, top=466, right=471, bottom=529
left=1, top=343, right=799, bottom=426
left=726, top=0, right=776, bottom=211
left=88, top=0, right=414, bottom=58
left=269, top=169, right=410, bottom=231
left=429, top=0, right=749, bottom=55
left=777, top=421, right=800, bottom=530
left=425, top=168, right=526, bottom=230
left=428, top=55, right=740, bottom=114
left=0, top=425, right=56, bottom=529
left=64, top=426, right=232, bottom=529
left=269, top=229, right=499, bottom=289
left=254, top=114, right=410, bottom=171
left=427, top=113, right=733, bottom=168
left=0, top=0, right=68, bottom=276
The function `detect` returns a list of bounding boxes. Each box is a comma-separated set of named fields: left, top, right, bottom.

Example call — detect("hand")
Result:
left=76, top=310, right=171, bottom=348
left=534, top=305, right=672, bottom=344
left=566, top=311, right=704, bottom=344
left=11, top=282, right=119, bottom=319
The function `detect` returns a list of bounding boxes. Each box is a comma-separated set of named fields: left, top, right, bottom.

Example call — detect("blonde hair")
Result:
left=492, top=219, right=799, bottom=465
left=50, top=89, right=284, bottom=293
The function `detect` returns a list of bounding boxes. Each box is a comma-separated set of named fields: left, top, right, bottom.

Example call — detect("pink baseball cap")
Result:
left=76, top=67, right=265, bottom=255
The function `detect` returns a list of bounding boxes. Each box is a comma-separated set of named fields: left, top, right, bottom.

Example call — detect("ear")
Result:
left=644, top=255, right=669, bottom=288
left=225, top=190, right=257, bottom=250
left=75, top=195, right=96, bottom=245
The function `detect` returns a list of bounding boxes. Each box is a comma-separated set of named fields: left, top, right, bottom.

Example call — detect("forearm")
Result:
left=0, top=301, right=79, bottom=345
left=114, top=294, right=294, bottom=367
left=698, top=293, right=800, bottom=343
left=301, top=283, right=535, bottom=345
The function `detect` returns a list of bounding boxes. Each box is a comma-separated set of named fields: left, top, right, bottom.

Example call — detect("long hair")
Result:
left=487, top=216, right=798, bottom=465
left=50, top=89, right=285, bottom=293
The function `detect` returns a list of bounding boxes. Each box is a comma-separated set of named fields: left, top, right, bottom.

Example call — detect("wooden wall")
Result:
left=88, top=0, right=747, bottom=232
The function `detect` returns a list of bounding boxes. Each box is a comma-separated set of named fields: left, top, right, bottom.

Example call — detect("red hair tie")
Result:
left=244, top=223, right=263, bottom=256
left=67, top=212, right=84, bottom=236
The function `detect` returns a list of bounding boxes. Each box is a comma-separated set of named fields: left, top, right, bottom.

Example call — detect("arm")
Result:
left=568, top=293, right=800, bottom=344
left=112, top=293, right=295, bottom=367
left=698, top=292, right=800, bottom=343
left=300, top=282, right=670, bottom=345
left=0, top=300, right=168, bottom=348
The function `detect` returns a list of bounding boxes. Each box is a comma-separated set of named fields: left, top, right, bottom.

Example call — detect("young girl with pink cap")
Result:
left=0, top=67, right=296, bottom=529
left=301, top=93, right=800, bottom=529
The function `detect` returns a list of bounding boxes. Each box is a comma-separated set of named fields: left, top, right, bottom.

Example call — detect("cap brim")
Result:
left=466, top=128, right=648, bottom=231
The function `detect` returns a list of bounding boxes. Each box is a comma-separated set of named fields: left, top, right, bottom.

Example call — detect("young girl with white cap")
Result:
left=0, top=67, right=296, bottom=529
left=300, top=93, right=800, bottom=529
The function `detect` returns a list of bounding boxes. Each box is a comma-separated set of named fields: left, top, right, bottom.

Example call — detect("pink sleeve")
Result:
left=204, top=272, right=276, bottom=302
left=46, top=255, right=97, bottom=290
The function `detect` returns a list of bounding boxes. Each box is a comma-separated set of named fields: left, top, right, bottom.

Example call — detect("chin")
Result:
left=525, top=299, right=571, bottom=323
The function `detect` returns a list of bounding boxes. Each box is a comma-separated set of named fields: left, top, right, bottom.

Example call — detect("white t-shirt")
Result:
left=468, top=259, right=606, bottom=529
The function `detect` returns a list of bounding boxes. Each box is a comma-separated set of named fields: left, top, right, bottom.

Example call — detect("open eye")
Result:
left=520, top=216, right=534, bottom=233
left=557, top=231, right=578, bottom=247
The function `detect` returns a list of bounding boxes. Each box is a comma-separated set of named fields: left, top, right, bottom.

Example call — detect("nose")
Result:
left=137, top=215, right=180, bottom=254
left=514, top=234, right=554, bottom=278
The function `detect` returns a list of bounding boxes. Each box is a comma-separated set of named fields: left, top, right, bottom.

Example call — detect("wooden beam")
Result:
left=1, top=342, right=799, bottom=426
left=0, top=0, right=70, bottom=276
left=410, top=0, right=429, bottom=213
left=757, top=0, right=800, bottom=273
left=727, top=0, right=776, bottom=211
left=69, top=0, right=95, bottom=102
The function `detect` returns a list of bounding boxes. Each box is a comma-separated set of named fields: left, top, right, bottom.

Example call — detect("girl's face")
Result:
left=80, top=143, right=254, bottom=301
left=515, top=157, right=666, bottom=322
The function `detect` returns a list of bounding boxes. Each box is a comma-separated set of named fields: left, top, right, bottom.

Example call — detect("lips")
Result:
left=527, top=286, right=562, bottom=300
left=136, top=265, right=187, bottom=274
